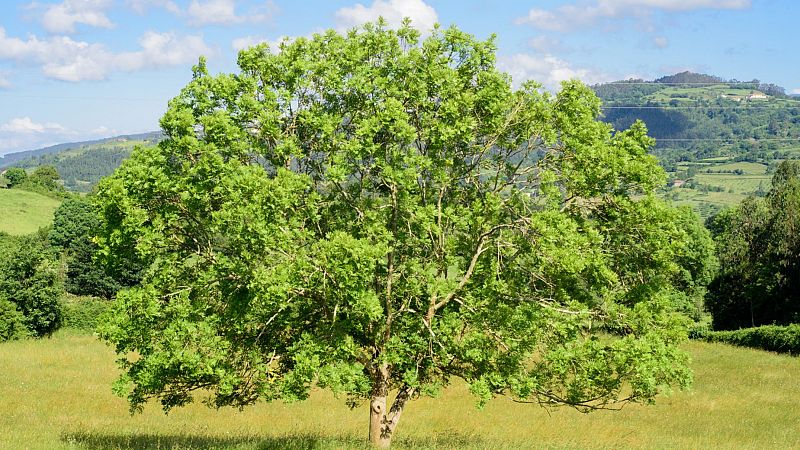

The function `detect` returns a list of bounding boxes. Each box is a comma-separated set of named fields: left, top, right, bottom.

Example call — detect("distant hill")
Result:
left=591, top=71, right=800, bottom=167
left=0, top=131, right=163, bottom=192
left=654, top=71, right=724, bottom=85
left=0, top=131, right=162, bottom=169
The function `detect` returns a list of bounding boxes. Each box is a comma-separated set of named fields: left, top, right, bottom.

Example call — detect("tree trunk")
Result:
left=368, top=364, right=414, bottom=447
left=369, top=394, right=391, bottom=448
left=369, top=362, right=391, bottom=448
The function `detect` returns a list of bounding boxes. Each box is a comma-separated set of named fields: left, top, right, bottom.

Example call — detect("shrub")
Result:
left=0, top=296, right=30, bottom=341
left=61, top=295, right=112, bottom=332
left=0, top=231, right=63, bottom=337
left=698, top=324, right=800, bottom=355
left=3, top=167, right=27, bottom=187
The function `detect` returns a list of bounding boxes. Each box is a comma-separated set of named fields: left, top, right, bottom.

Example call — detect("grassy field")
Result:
left=693, top=174, right=770, bottom=193
left=1, top=331, right=799, bottom=449
left=667, top=158, right=781, bottom=216
left=0, top=188, right=61, bottom=235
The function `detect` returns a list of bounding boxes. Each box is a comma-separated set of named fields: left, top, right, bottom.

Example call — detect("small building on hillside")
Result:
left=747, top=92, right=768, bottom=100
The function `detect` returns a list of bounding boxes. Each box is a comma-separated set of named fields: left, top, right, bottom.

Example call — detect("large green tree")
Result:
left=97, top=22, right=705, bottom=447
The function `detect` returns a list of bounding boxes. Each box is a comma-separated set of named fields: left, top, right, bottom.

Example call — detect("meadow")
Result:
left=666, top=159, right=775, bottom=218
left=0, top=188, right=62, bottom=235
left=1, top=330, right=798, bottom=449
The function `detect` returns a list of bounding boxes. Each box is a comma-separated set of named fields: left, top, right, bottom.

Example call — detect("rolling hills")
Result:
left=0, top=131, right=162, bottom=169
left=0, top=132, right=161, bottom=192
left=592, top=71, right=800, bottom=217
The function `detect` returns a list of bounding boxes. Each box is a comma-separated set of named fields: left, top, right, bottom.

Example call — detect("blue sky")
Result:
left=0, top=0, right=796, bottom=155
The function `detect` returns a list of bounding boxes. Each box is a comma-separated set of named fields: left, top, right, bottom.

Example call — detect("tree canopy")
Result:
left=706, top=160, right=800, bottom=330
left=96, top=22, right=710, bottom=447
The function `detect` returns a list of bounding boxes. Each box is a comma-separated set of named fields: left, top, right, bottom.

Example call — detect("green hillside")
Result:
left=0, top=189, right=62, bottom=235
left=2, top=73, right=797, bottom=215
left=0, top=131, right=162, bottom=169
left=9, top=139, right=155, bottom=192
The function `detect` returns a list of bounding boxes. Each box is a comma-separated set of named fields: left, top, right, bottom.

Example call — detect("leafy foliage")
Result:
left=3, top=167, right=27, bottom=187
left=706, top=160, right=800, bottom=329
left=61, top=295, right=112, bottom=331
left=96, top=22, right=708, bottom=445
left=50, top=197, right=134, bottom=298
left=9, top=165, right=72, bottom=199
left=0, top=230, right=63, bottom=337
left=0, top=295, right=30, bottom=341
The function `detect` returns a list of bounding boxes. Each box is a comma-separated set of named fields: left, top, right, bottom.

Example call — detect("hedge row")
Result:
left=61, top=296, right=112, bottom=332
left=694, top=324, right=800, bottom=355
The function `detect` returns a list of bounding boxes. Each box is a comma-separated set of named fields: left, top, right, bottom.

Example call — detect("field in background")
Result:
left=0, top=189, right=61, bottom=235
left=664, top=156, right=789, bottom=219
left=1, top=331, right=798, bottom=449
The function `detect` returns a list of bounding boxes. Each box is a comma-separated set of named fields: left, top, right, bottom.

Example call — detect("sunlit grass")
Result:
left=694, top=173, right=770, bottom=193
left=703, top=161, right=768, bottom=175
left=1, top=330, right=799, bottom=449
left=0, top=188, right=61, bottom=235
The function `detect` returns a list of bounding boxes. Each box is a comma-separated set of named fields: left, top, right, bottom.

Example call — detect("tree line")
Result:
left=705, top=160, right=800, bottom=330
left=0, top=171, right=141, bottom=341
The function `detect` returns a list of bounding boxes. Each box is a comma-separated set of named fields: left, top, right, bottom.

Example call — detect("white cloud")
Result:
left=653, top=36, right=668, bottom=48
left=791, top=88, right=800, bottom=95
left=516, top=0, right=751, bottom=32
left=186, top=0, right=276, bottom=26
left=0, top=27, right=213, bottom=82
left=0, top=117, right=123, bottom=155
left=115, top=31, right=214, bottom=71
left=498, top=53, right=609, bottom=91
left=39, top=0, right=114, bottom=34
left=126, top=0, right=180, bottom=14
left=0, top=117, right=68, bottom=134
left=335, top=0, right=438, bottom=32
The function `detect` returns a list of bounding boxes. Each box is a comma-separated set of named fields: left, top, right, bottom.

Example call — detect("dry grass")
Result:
left=1, top=330, right=799, bottom=449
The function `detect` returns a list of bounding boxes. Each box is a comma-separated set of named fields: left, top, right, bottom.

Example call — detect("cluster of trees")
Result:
left=0, top=230, right=62, bottom=340
left=0, top=194, right=141, bottom=341
left=705, top=161, right=800, bottom=330
left=0, top=166, right=70, bottom=198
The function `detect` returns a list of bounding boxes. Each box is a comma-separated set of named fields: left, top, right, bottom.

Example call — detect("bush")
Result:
left=0, top=231, right=63, bottom=337
left=61, top=295, right=111, bottom=331
left=698, top=324, right=800, bottom=355
left=3, top=167, right=27, bottom=187
left=0, top=296, right=30, bottom=341
left=687, top=319, right=712, bottom=340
